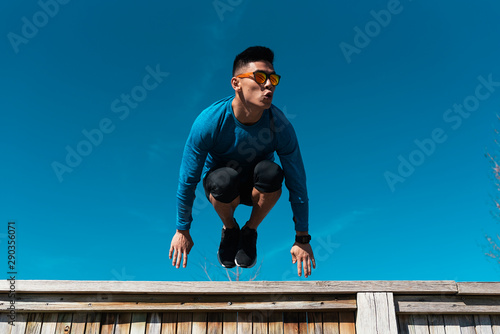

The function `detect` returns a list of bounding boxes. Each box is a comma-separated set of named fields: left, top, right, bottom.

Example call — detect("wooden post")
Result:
left=356, top=292, right=398, bottom=334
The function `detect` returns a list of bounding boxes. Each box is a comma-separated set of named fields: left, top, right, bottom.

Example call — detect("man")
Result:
left=169, top=46, right=316, bottom=277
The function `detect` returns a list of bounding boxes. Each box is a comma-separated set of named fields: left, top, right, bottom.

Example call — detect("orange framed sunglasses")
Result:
left=236, top=71, right=281, bottom=86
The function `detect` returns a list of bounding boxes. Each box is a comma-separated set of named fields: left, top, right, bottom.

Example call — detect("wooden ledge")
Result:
left=0, top=280, right=459, bottom=295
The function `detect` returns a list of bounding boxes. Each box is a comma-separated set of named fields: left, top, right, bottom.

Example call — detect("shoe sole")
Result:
left=234, top=258, right=256, bottom=269
left=217, top=250, right=236, bottom=268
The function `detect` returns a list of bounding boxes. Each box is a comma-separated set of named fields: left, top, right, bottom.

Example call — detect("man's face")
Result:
left=234, top=61, right=277, bottom=110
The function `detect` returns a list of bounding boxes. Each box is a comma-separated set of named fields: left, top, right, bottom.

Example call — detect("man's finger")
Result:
left=291, top=252, right=297, bottom=264
left=312, top=257, right=316, bottom=269
left=175, top=250, right=182, bottom=268
left=168, top=245, right=173, bottom=260
left=171, top=249, right=177, bottom=266
left=183, top=250, right=188, bottom=268
left=306, top=257, right=311, bottom=277
left=297, top=258, right=302, bottom=276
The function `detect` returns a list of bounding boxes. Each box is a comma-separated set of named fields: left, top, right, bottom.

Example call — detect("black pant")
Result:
left=203, top=160, right=284, bottom=206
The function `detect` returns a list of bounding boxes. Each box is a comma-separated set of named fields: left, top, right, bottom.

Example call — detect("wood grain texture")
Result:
left=339, top=312, right=356, bottom=334
left=237, top=311, right=253, bottom=333
left=427, top=314, right=446, bottom=334
left=84, top=313, right=101, bottom=334
left=146, top=312, right=161, bottom=334
left=114, top=312, right=131, bottom=334
left=55, top=313, right=72, bottom=334
left=70, top=313, right=87, bottom=334
left=268, top=310, right=283, bottom=334
left=191, top=312, right=207, bottom=334
left=307, top=312, right=323, bottom=334
left=161, top=312, right=177, bottom=334
left=222, top=312, right=237, bottom=334
left=356, top=292, right=397, bottom=334
left=396, top=295, right=500, bottom=314
left=0, top=280, right=458, bottom=294
left=130, top=313, right=147, bottom=334
left=207, top=312, right=223, bottom=334
left=25, top=313, right=44, bottom=334
left=40, top=313, right=58, bottom=334
left=1, top=293, right=355, bottom=312
left=323, top=312, right=339, bottom=334
left=176, top=312, right=192, bottom=334
left=252, top=310, right=268, bottom=334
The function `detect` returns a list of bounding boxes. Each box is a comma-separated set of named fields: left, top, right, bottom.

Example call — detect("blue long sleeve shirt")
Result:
left=176, top=96, right=309, bottom=231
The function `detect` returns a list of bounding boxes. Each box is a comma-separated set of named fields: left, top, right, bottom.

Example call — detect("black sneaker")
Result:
left=235, top=225, right=257, bottom=268
left=217, top=220, right=240, bottom=268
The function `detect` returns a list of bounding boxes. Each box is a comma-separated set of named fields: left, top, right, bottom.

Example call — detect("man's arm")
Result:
left=273, top=107, right=315, bottom=277
left=172, top=113, right=214, bottom=267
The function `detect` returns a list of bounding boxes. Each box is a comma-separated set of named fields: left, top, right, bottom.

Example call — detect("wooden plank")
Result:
left=268, top=311, right=283, bottom=334
left=0, top=313, right=11, bottom=334
left=238, top=311, right=253, bottom=333
left=427, top=315, right=445, bottom=334
left=357, top=292, right=397, bottom=334
left=396, top=295, right=500, bottom=314
left=55, top=313, right=72, bottom=334
left=398, top=315, right=411, bottom=334
left=146, top=312, right=161, bottom=334
left=283, top=312, right=298, bottom=333
left=69, top=313, right=87, bottom=334
left=458, top=282, right=500, bottom=295
left=84, top=313, right=101, bottom=334
left=114, top=312, right=132, bottom=334
left=161, top=312, right=177, bottom=334
left=491, top=314, right=500, bottom=334
left=9, top=312, right=28, bottom=334
left=2, top=293, right=356, bottom=311
left=375, top=292, right=398, bottom=333
left=207, top=312, right=223, bottom=334
left=298, top=312, right=308, bottom=333
left=1, top=280, right=458, bottom=294
left=192, top=312, right=207, bottom=334
left=475, top=315, right=494, bottom=334
left=356, top=293, right=377, bottom=334
left=41, top=313, right=58, bottom=334
left=176, top=312, right=192, bottom=333
left=459, top=314, right=476, bottom=334
left=307, top=312, right=323, bottom=334
left=443, top=315, right=461, bottom=334
left=100, top=313, right=115, bottom=334
left=323, top=312, right=339, bottom=334
left=26, top=313, right=44, bottom=334
left=410, top=315, right=430, bottom=334
left=339, top=312, right=355, bottom=334
left=130, top=313, right=147, bottom=334
left=222, top=312, right=237, bottom=334
left=252, top=311, right=268, bottom=334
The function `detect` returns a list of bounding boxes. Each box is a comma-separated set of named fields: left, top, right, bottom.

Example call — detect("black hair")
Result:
left=232, top=46, right=274, bottom=76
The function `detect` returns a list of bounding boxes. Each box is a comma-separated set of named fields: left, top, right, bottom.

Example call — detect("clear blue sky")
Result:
left=2, top=0, right=500, bottom=282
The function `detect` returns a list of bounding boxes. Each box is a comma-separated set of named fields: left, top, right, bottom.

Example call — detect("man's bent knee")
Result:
left=253, top=160, right=284, bottom=193
left=204, top=167, right=240, bottom=203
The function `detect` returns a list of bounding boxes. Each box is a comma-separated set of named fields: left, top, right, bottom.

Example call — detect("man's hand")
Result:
left=169, top=230, right=194, bottom=268
left=290, top=242, right=316, bottom=278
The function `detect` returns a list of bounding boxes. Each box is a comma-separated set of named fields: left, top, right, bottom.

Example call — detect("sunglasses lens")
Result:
left=254, top=72, right=267, bottom=84
left=270, top=74, right=280, bottom=86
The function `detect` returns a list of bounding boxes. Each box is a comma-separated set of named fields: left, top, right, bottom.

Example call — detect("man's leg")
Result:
left=204, top=167, right=242, bottom=268
left=246, top=187, right=282, bottom=229
left=236, top=160, right=284, bottom=268
left=209, top=194, right=239, bottom=229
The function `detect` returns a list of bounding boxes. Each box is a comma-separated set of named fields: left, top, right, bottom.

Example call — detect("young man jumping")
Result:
left=169, top=46, right=316, bottom=278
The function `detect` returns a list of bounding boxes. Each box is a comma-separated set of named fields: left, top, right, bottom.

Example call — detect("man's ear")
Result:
left=231, top=77, right=241, bottom=91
